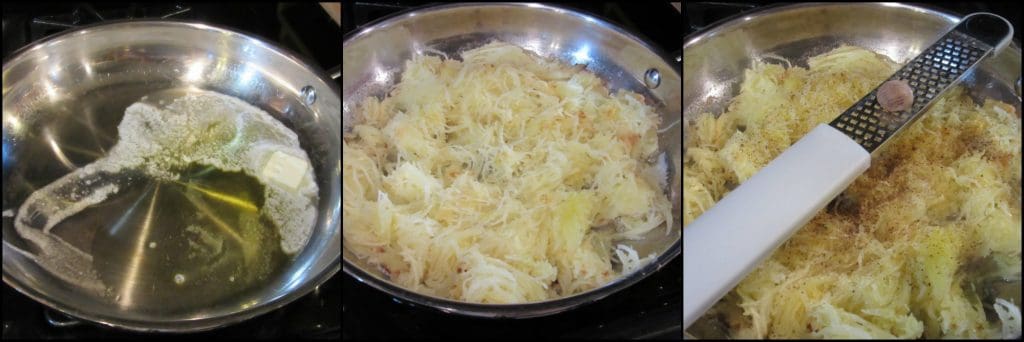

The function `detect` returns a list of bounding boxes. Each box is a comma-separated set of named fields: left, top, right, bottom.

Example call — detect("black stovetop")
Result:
left=342, top=2, right=682, bottom=340
left=1, top=3, right=340, bottom=339
left=2, top=2, right=341, bottom=67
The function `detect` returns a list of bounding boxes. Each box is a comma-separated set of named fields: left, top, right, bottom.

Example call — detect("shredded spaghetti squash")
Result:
left=684, top=46, right=1022, bottom=338
left=343, top=42, right=672, bottom=303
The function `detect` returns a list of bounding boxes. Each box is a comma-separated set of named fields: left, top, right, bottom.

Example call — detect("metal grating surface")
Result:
left=829, top=31, right=990, bottom=153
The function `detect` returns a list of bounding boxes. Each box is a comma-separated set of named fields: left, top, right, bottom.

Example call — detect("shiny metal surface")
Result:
left=683, top=3, right=1022, bottom=338
left=828, top=13, right=1013, bottom=153
left=684, top=3, right=1022, bottom=123
left=343, top=3, right=681, bottom=318
left=2, top=20, right=341, bottom=332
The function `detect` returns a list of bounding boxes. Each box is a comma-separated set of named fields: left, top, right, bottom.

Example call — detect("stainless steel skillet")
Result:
left=343, top=2, right=681, bottom=318
left=2, top=20, right=341, bottom=332
left=683, top=3, right=1021, bottom=338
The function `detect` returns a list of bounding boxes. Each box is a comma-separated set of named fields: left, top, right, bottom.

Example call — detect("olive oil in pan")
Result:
left=54, top=164, right=290, bottom=312
left=7, top=89, right=318, bottom=312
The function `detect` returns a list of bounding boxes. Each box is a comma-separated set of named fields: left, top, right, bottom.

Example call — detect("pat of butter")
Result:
left=262, top=150, right=308, bottom=190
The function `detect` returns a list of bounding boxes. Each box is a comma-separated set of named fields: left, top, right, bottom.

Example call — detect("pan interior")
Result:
left=3, top=86, right=318, bottom=315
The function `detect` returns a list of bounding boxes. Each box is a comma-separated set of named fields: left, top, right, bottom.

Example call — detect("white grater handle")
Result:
left=682, top=124, right=870, bottom=329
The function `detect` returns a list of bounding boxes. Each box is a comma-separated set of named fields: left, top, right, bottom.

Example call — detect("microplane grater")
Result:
left=684, top=12, right=1013, bottom=330
left=828, top=13, right=1014, bottom=153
